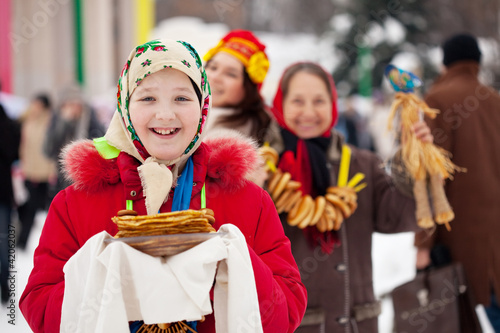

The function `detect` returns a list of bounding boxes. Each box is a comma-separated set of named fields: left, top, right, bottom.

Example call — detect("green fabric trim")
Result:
left=93, top=137, right=120, bottom=159
left=126, top=200, right=133, bottom=211
left=201, top=183, right=206, bottom=209
left=74, top=0, right=84, bottom=84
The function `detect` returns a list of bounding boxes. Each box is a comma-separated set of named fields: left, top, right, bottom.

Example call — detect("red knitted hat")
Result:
left=204, top=30, right=269, bottom=86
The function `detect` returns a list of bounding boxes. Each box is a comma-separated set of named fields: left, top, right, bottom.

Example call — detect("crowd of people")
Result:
left=0, top=86, right=104, bottom=308
left=0, top=29, right=498, bottom=333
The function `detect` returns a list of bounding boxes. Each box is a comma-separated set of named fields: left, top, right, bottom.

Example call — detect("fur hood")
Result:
left=61, top=130, right=260, bottom=193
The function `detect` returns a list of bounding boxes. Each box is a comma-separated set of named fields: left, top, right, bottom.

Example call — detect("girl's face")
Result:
left=129, top=68, right=200, bottom=161
left=283, top=71, right=332, bottom=139
left=205, top=52, right=245, bottom=108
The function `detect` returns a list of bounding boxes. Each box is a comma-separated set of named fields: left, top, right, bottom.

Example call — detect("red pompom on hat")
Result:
left=204, top=30, right=269, bottom=87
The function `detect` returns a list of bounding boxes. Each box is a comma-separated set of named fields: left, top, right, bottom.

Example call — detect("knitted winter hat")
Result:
left=203, top=30, right=269, bottom=86
left=442, top=33, right=481, bottom=67
left=105, top=39, right=211, bottom=215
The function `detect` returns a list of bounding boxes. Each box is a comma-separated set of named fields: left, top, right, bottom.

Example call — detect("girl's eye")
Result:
left=314, top=99, right=325, bottom=104
left=175, top=96, right=190, bottom=102
left=141, top=97, right=155, bottom=102
left=292, top=99, right=303, bottom=105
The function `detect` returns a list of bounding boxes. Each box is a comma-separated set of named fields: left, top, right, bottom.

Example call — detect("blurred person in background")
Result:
left=368, top=89, right=397, bottom=160
left=415, top=33, right=500, bottom=331
left=43, top=85, right=105, bottom=202
left=0, top=100, right=20, bottom=304
left=266, top=62, right=432, bottom=332
left=203, top=30, right=272, bottom=146
left=17, top=94, right=56, bottom=250
left=335, top=96, right=360, bottom=147
left=335, top=95, right=375, bottom=152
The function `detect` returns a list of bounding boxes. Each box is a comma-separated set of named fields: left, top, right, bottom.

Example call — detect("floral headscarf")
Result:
left=105, top=39, right=211, bottom=215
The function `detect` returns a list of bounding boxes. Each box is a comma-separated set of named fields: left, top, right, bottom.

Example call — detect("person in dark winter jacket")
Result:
left=17, top=94, right=56, bottom=250
left=415, top=33, right=500, bottom=331
left=43, top=85, right=104, bottom=202
left=0, top=102, right=20, bottom=304
left=266, top=62, right=432, bottom=333
left=20, top=39, right=306, bottom=333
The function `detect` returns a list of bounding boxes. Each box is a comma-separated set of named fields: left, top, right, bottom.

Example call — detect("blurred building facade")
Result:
left=0, top=0, right=499, bottom=102
left=1, top=0, right=138, bottom=105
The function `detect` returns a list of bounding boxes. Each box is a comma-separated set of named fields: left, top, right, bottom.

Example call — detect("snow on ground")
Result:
left=1, top=211, right=44, bottom=333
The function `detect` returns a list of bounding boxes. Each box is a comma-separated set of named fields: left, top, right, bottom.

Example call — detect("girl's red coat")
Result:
left=20, top=137, right=307, bottom=333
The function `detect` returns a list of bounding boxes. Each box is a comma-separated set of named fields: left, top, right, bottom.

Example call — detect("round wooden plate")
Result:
left=104, top=232, right=225, bottom=257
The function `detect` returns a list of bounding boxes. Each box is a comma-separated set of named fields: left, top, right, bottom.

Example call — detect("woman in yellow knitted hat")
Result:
left=203, top=30, right=271, bottom=146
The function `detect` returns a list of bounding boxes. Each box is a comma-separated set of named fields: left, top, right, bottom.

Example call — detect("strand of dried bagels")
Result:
left=260, top=145, right=365, bottom=232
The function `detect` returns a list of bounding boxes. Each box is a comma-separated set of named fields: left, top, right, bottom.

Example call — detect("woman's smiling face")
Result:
left=129, top=68, right=200, bottom=161
left=282, top=71, right=333, bottom=139
left=205, top=52, right=246, bottom=108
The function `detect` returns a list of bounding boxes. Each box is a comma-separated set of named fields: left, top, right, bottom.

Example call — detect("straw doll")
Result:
left=385, top=64, right=463, bottom=230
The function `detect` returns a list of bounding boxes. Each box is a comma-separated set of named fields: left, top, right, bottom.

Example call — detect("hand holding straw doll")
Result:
left=384, top=64, right=464, bottom=230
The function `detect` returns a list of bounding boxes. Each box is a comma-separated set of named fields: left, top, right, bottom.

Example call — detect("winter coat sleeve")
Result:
left=20, top=190, right=80, bottom=333
left=389, top=148, right=414, bottom=198
left=414, top=227, right=437, bottom=249
left=247, top=189, right=307, bottom=333
left=367, top=149, right=419, bottom=234
left=424, top=94, right=453, bottom=152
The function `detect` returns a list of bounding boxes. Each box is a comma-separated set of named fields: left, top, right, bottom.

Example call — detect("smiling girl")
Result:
left=20, top=39, right=306, bottom=333
left=128, top=68, right=201, bottom=161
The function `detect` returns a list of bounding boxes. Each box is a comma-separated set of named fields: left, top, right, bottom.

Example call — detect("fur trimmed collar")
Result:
left=61, top=130, right=259, bottom=193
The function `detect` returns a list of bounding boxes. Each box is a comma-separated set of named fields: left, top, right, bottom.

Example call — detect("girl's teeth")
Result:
left=155, top=128, right=175, bottom=135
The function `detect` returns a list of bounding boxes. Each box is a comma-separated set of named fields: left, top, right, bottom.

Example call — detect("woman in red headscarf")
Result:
left=266, top=62, right=433, bottom=333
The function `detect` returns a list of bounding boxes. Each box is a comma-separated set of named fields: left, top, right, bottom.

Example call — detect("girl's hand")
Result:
left=411, top=121, right=433, bottom=144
